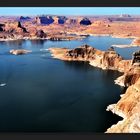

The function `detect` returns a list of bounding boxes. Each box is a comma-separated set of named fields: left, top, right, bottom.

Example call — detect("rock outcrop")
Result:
left=49, top=44, right=103, bottom=61
left=80, top=18, right=92, bottom=25
left=19, top=16, right=31, bottom=21
left=67, top=19, right=78, bottom=25
left=106, top=50, right=140, bottom=133
left=10, top=49, right=32, bottom=55
left=95, top=47, right=123, bottom=70
left=36, top=16, right=54, bottom=25
left=48, top=44, right=126, bottom=71
left=114, top=50, right=140, bottom=87
left=48, top=44, right=140, bottom=133
left=106, top=78, right=140, bottom=133
left=2, top=15, right=140, bottom=41
left=17, top=21, right=28, bottom=33
left=0, top=23, right=5, bottom=31
left=36, top=30, right=47, bottom=38
left=131, top=38, right=140, bottom=46
left=58, top=16, right=67, bottom=24
left=3, top=21, right=28, bottom=34
left=57, top=45, right=130, bottom=72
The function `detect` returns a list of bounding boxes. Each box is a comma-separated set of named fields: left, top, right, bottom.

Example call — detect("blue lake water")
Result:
left=0, top=36, right=139, bottom=132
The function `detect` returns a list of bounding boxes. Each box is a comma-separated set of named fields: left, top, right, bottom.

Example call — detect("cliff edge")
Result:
left=48, top=45, right=140, bottom=133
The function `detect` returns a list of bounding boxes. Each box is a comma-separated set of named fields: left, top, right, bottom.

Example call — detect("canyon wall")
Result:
left=106, top=77, right=140, bottom=133
left=49, top=44, right=131, bottom=73
left=48, top=45, right=140, bottom=133
left=106, top=51, right=140, bottom=133
left=49, top=45, right=140, bottom=89
left=2, top=16, right=140, bottom=40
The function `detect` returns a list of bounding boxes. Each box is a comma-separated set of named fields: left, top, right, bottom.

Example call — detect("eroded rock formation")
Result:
left=17, top=21, right=28, bottom=33
left=48, top=44, right=140, bottom=133
left=49, top=44, right=131, bottom=72
left=0, top=23, right=4, bottom=31
left=10, top=49, right=32, bottom=55
left=131, top=38, right=140, bottom=46
left=80, top=18, right=92, bottom=25
left=58, top=16, right=67, bottom=24
left=36, top=16, right=54, bottom=25
left=106, top=78, right=140, bottom=133
left=2, top=15, right=140, bottom=41
left=3, top=21, right=28, bottom=34
left=19, top=16, right=31, bottom=22
left=36, top=30, right=47, bottom=38
left=105, top=50, right=140, bottom=133
left=49, top=44, right=103, bottom=61
left=48, top=44, right=127, bottom=71
left=115, top=51, right=140, bottom=87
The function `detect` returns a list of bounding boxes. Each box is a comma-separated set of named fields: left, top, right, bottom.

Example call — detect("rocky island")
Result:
left=10, top=49, right=32, bottom=55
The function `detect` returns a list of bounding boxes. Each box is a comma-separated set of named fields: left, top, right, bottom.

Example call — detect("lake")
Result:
left=0, top=36, right=139, bottom=132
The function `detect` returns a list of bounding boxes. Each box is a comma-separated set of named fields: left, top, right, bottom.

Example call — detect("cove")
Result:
left=0, top=36, right=138, bottom=132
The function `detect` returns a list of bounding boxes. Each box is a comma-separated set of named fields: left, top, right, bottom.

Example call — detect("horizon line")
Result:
left=1, top=14, right=140, bottom=16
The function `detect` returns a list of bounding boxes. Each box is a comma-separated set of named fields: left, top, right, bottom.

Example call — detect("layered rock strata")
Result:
left=105, top=51, right=140, bottom=133
left=106, top=78, right=140, bottom=133
left=48, top=45, right=130, bottom=72
left=48, top=45, right=140, bottom=133
left=49, top=45, right=140, bottom=88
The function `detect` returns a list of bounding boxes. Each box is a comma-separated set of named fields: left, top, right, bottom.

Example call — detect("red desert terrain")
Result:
left=1, top=14, right=140, bottom=132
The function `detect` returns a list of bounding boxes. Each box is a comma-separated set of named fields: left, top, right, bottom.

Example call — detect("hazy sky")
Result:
left=0, top=7, right=140, bottom=16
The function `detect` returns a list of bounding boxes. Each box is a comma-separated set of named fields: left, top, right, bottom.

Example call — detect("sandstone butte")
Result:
left=48, top=44, right=140, bottom=133
left=1, top=16, right=140, bottom=46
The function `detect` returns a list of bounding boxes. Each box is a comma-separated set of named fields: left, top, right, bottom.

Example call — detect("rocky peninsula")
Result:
left=48, top=44, right=140, bottom=133
left=49, top=45, right=131, bottom=73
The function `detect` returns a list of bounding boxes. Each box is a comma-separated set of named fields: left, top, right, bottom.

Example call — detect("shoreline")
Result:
left=48, top=45, right=140, bottom=133
left=1, top=31, right=140, bottom=51
left=106, top=78, right=140, bottom=133
left=0, top=32, right=137, bottom=42
left=1, top=33, right=139, bottom=50
left=112, top=44, right=140, bottom=48
left=1, top=32, right=140, bottom=132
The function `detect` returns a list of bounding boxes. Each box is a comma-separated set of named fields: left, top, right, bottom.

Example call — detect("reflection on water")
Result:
left=5, top=40, right=24, bottom=47
left=0, top=58, right=13, bottom=84
left=0, top=36, right=137, bottom=132
left=63, top=61, right=91, bottom=71
left=31, top=40, right=45, bottom=45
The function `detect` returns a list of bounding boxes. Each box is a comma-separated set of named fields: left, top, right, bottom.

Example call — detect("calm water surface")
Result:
left=0, top=36, right=139, bottom=132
